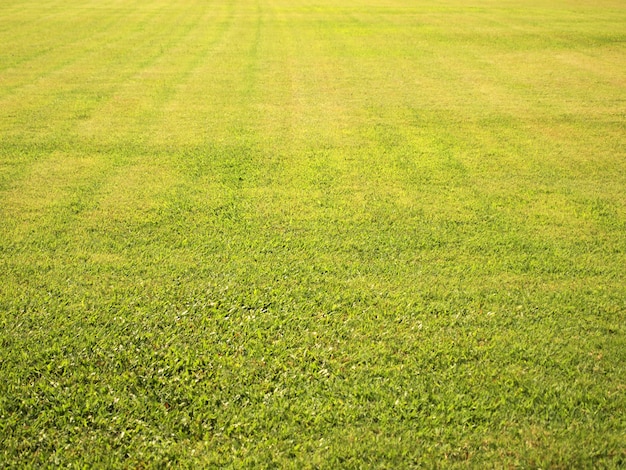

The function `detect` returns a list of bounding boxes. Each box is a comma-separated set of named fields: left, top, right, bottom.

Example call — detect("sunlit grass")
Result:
left=1, top=0, right=625, bottom=466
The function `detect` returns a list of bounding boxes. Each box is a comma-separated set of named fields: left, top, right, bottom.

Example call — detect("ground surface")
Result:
left=0, top=0, right=625, bottom=467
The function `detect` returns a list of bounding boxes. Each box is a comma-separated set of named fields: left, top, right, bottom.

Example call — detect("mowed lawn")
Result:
left=1, top=0, right=625, bottom=466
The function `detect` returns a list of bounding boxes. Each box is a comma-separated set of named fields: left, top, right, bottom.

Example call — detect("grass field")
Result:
left=1, top=0, right=625, bottom=466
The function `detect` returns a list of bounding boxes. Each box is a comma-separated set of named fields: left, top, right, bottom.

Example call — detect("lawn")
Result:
left=0, top=0, right=625, bottom=467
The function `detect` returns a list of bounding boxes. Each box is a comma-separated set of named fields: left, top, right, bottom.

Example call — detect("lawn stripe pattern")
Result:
left=1, top=0, right=625, bottom=466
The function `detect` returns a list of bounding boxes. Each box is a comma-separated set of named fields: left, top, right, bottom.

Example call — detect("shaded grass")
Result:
left=1, top=0, right=625, bottom=467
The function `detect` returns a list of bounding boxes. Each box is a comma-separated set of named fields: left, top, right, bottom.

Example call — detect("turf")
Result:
left=1, top=0, right=625, bottom=467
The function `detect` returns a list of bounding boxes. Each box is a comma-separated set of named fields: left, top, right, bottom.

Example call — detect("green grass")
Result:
left=1, top=0, right=625, bottom=466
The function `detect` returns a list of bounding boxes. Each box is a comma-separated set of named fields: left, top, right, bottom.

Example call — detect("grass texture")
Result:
left=1, top=0, right=625, bottom=466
